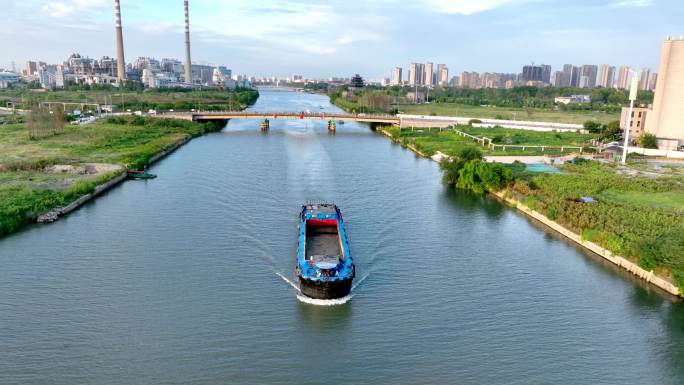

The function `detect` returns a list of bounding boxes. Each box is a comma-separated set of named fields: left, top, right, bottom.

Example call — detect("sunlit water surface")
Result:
left=1, top=89, right=682, bottom=385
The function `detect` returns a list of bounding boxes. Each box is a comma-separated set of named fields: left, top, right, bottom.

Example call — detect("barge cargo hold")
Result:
left=296, top=203, right=355, bottom=300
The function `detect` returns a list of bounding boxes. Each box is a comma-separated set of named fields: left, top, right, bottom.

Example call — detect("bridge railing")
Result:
left=159, top=111, right=398, bottom=120
left=199, top=111, right=397, bottom=118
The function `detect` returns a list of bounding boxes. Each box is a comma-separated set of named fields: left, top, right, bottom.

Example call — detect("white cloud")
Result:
left=138, top=22, right=179, bottom=34
left=42, top=2, right=74, bottom=18
left=611, top=0, right=653, bottom=7
left=188, top=1, right=388, bottom=56
left=42, top=0, right=109, bottom=18
left=422, top=0, right=520, bottom=15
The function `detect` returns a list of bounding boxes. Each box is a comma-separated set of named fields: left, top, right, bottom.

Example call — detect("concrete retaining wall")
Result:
left=491, top=190, right=681, bottom=298
left=626, top=146, right=684, bottom=159
left=38, top=135, right=193, bottom=224
left=378, top=126, right=681, bottom=297
left=397, top=114, right=584, bottom=132
left=148, top=137, right=191, bottom=164
left=59, top=172, right=128, bottom=216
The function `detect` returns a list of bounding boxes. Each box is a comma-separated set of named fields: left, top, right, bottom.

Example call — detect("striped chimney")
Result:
left=184, top=0, right=192, bottom=85
left=114, top=0, right=126, bottom=82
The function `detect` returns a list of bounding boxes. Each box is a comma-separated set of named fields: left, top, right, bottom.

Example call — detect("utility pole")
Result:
left=622, top=76, right=639, bottom=164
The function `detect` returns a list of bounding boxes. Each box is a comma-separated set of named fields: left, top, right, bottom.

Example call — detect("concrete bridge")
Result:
left=157, top=111, right=400, bottom=125
left=151, top=111, right=585, bottom=133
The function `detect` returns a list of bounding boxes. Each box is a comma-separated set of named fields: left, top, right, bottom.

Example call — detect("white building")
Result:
left=0, top=71, right=20, bottom=88
left=555, top=95, right=591, bottom=104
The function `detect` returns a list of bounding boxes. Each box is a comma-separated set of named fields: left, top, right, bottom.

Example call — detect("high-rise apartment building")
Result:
left=616, top=66, right=631, bottom=89
left=579, top=65, right=598, bottom=88
left=540, top=64, right=552, bottom=84
left=638, top=68, right=652, bottom=91
left=459, top=71, right=481, bottom=88
left=424, top=62, right=434, bottom=86
left=570, top=66, right=580, bottom=87
left=645, top=37, right=684, bottom=150
left=648, top=72, right=658, bottom=91
left=408, top=64, right=417, bottom=86
left=437, top=64, right=448, bottom=85
left=408, top=63, right=424, bottom=85
left=24, top=61, right=38, bottom=77
left=597, top=64, right=616, bottom=88
left=38, top=65, right=57, bottom=89
left=408, top=63, right=417, bottom=86
left=55, top=64, right=64, bottom=88
left=391, top=67, right=402, bottom=85
left=552, top=71, right=564, bottom=87
left=522, top=65, right=542, bottom=82
left=561, top=64, right=574, bottom=87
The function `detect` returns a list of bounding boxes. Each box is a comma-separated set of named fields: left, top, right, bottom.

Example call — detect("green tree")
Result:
left=600, top=120, right=622, bottom=142
left=636, top=133, right=658, bottom=149
left=583, top=120, right=602, bottom=133
left=457, top=160, right=512, bottom=194
left=439, top=146, right=482, bottom=186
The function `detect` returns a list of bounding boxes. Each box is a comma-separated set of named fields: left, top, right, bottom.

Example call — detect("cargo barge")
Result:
left=295, top=203, right=355, bottom=300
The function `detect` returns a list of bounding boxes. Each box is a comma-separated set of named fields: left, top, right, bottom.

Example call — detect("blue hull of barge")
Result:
left=296, top=203, right=355, bottom=300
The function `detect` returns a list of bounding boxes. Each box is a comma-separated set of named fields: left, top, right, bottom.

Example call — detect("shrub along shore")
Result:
left=381, top=127, right=684, bottom=296
left=0, top=116, right=226, bottom=236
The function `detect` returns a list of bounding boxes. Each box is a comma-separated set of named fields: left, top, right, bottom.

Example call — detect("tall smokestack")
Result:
left=184, top=0, right=192, bottom=85
left=114, top=0, right=126, bottom=82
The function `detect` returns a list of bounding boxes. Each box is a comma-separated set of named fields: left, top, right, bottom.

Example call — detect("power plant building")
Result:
left=114, top=0, right=126, bottom=82
left=184, top=0, right=193, bottom=85
left=645, top=37, right=684, bottom=151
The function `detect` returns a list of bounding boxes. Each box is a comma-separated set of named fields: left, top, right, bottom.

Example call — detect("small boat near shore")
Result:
left=296, top=202, right=355, bottom=300
left=127, top=170, right=157, bottom=180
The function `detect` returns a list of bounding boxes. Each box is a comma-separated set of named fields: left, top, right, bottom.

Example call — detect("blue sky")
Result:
left=1, top=0, right=682, bottom=79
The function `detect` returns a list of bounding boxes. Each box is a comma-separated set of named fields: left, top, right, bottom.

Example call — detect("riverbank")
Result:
left=379, top=125, right=595, bottom=157
left=326, top=86, right=632, bottom=125
left=490, top=190, right=680, bottom=297
left=396, top=102, right=619, bottom=125
left=0, top=87, right=259, bottom=113
left=378, top=127, right=684, bottom=297
left=0, top=116, right=226, bottom=236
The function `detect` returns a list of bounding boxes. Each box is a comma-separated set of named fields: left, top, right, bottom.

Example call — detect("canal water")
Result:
left=1, top=89, right=682, bottom=385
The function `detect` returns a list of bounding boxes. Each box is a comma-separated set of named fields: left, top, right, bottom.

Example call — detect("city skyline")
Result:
left=1, top=0, right=682, bottom=79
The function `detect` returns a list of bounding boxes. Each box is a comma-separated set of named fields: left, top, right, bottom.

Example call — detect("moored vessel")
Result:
left=296, top=202, right=354, bottom=299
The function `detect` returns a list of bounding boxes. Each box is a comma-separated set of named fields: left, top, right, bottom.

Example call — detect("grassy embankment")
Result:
left=381, top=125, right=596, bottom=156
left=378, top=120, right=684, bottom=291
left=509, top=161, right=684, bottom=290
left=0, top=88, right=259, bottom=113
left=396, top=103, right=619, bottom=125
left=327, top=85, right=627, bottom=125
left=431, top=138, right=684, bottom=292
left=0, top=117, right=224, bottom=236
